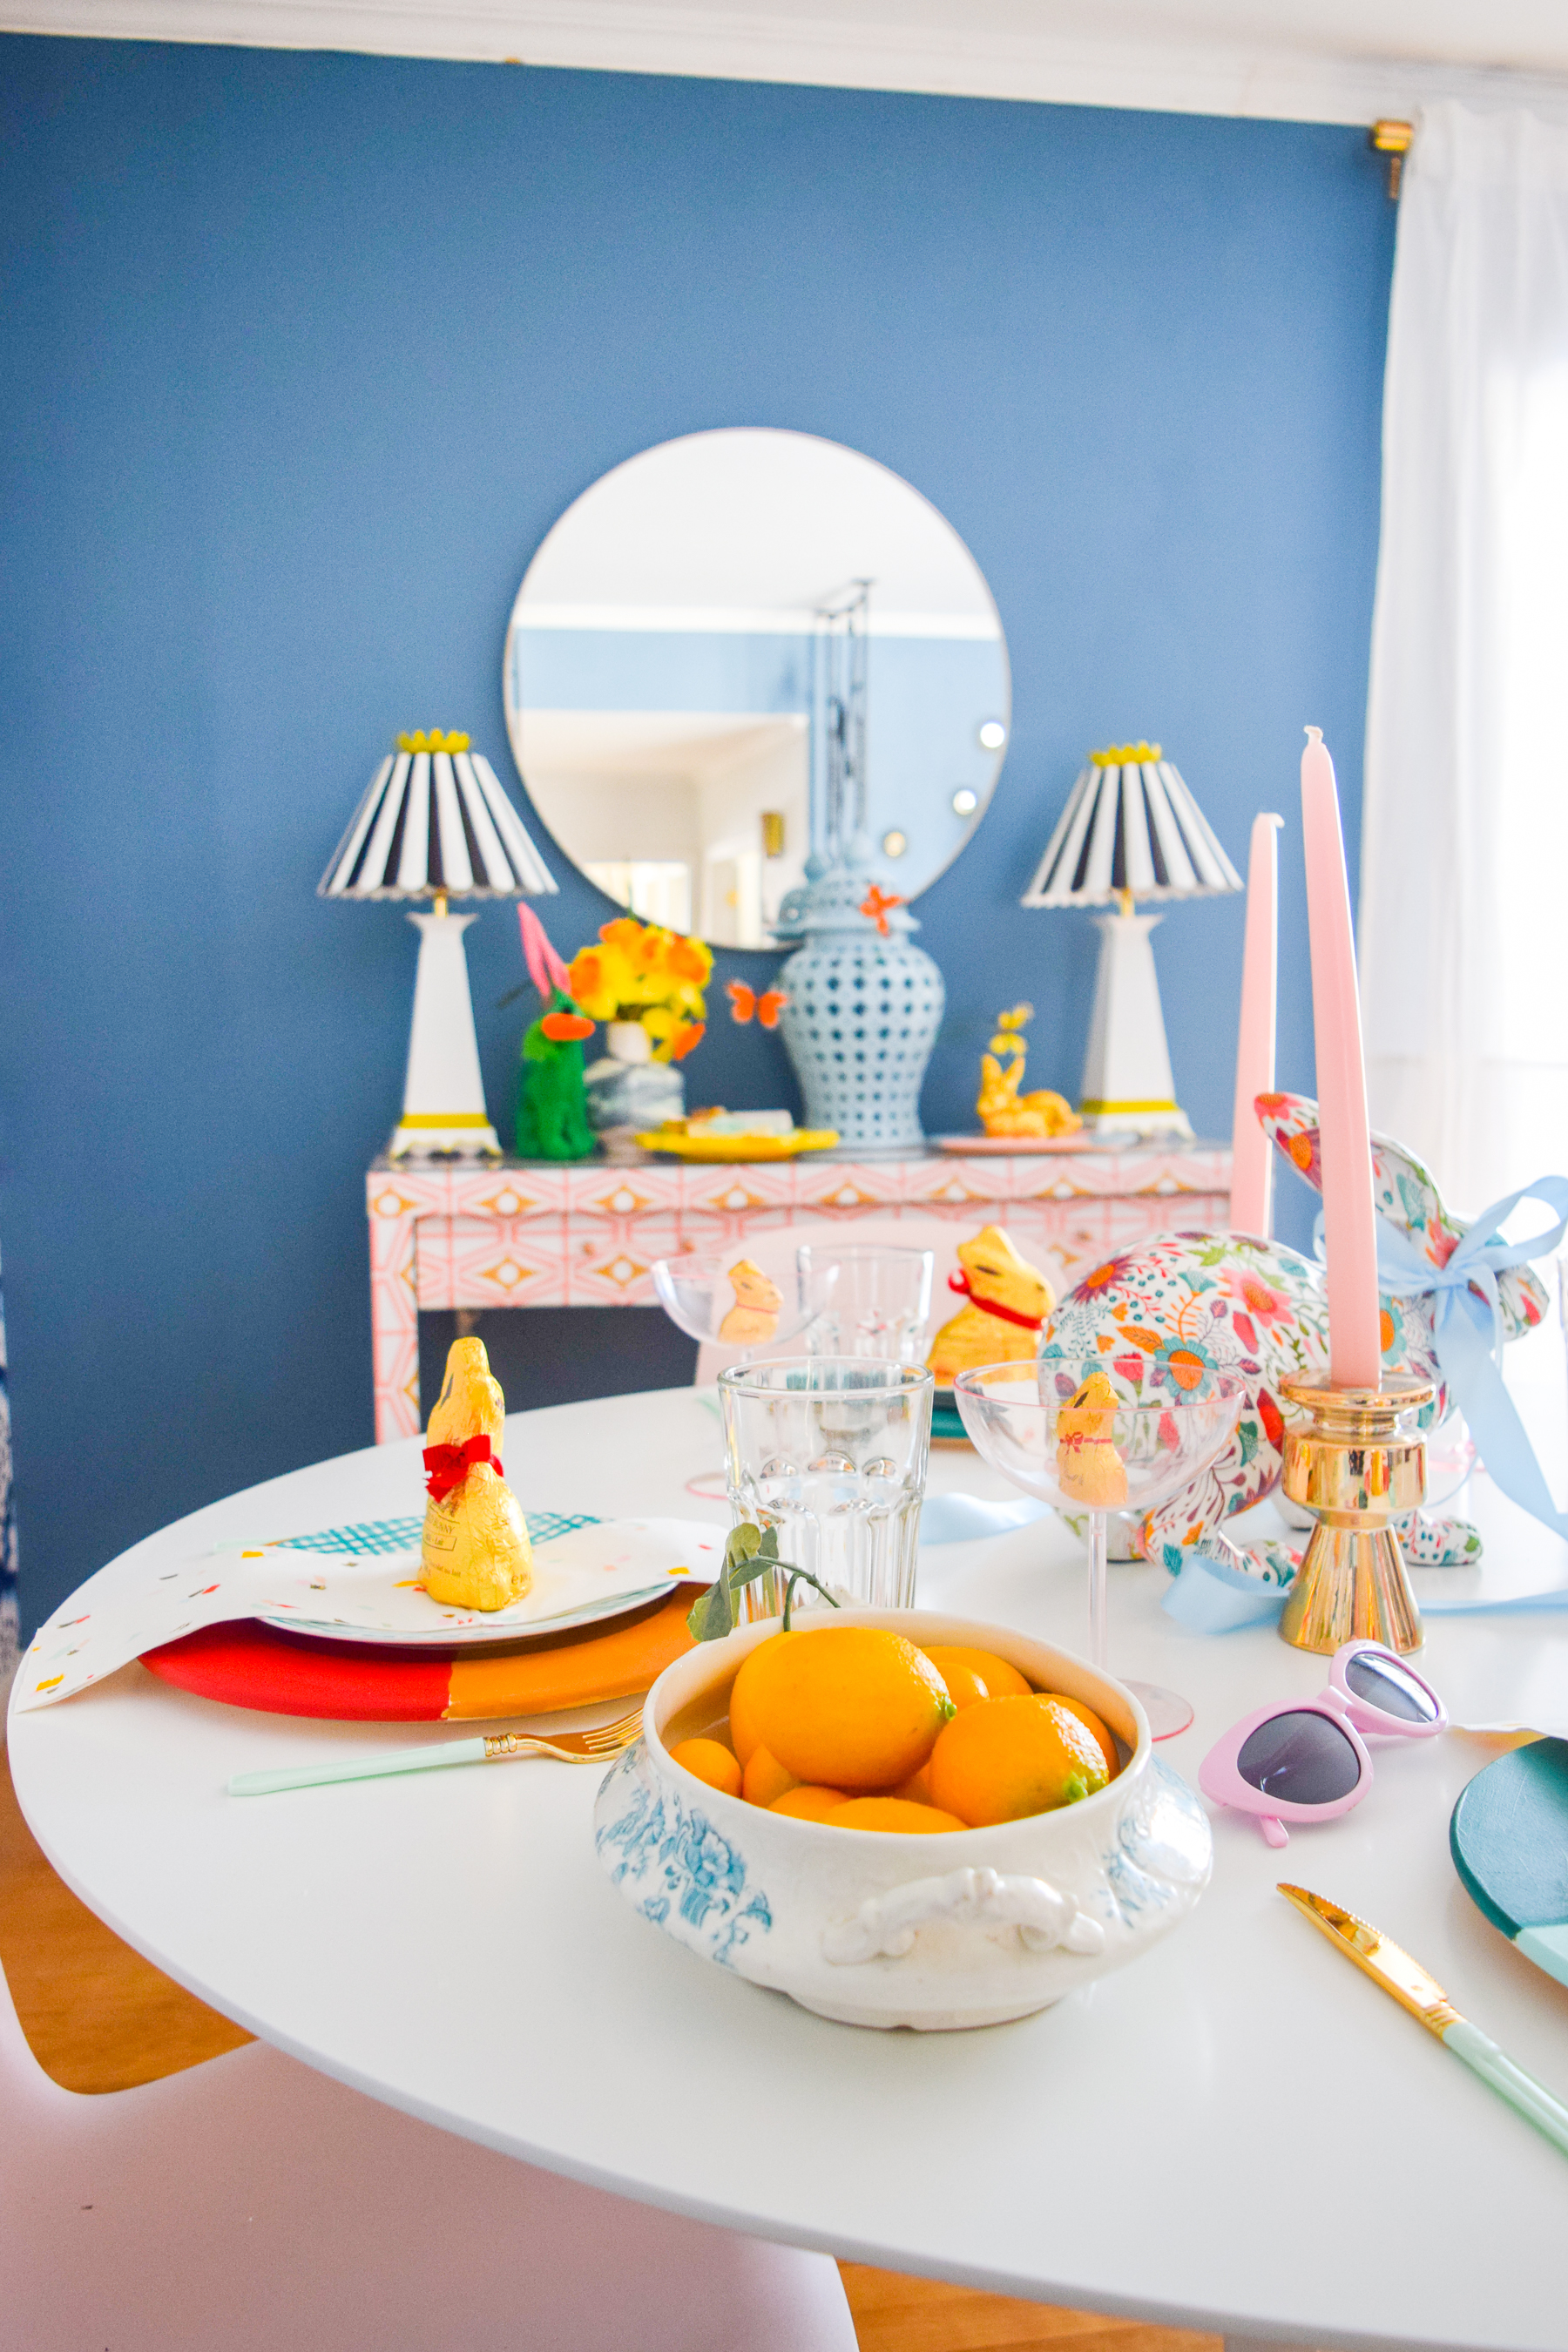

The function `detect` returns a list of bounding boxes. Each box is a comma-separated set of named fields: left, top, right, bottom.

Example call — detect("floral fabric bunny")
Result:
left=1041, top=1092, right=1548, bottom=1587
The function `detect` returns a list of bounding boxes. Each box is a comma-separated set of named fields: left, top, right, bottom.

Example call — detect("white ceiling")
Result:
left=6, top=0, right=1568, bottom=125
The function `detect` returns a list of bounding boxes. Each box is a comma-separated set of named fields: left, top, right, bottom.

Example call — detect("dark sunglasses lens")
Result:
left=1343, top=1649, right=1438, bottom=1722
left=1235, top=1711, right=1362, bottom=1805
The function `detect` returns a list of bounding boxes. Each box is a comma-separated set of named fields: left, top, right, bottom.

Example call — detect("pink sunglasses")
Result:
left=1198, top=1639, right=1447, bottom=1848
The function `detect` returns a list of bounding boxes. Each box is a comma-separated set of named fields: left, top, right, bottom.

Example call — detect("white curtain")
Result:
left=1361, top=101, right=1568, bottom=1220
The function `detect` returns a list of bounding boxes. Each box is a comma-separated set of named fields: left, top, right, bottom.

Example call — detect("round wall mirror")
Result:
left=504, top=428, right=1010, bottom=950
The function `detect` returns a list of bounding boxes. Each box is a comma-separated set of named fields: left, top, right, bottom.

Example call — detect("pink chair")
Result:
left=0, top=1956, right=856, bottom=2352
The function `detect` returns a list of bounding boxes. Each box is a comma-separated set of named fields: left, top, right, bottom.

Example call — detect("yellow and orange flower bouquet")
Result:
left=567, top=918, right=712, bottom=1063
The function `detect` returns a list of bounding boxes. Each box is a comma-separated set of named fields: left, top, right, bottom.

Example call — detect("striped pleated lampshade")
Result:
left=320, top=731, right=557, bottom=900
left=1021, top=743, right=1241, bottom=907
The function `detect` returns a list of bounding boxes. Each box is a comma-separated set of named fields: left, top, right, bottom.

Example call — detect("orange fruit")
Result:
left=929, top=1695, right=1110, bottom=1827
left=889, top=1763, right=932, bottom=1803
left=770, top=1785, right=851, bottom=1821
left=1048, top=1694, right=1119, bottom=1782
left=727, top=1652, right=767, bottom=1768
left=669, top=1737, right=741, bottom=1799
left=828, top=1797, right=966, bottom=1834
left=741, top=1625, right=956, bottom=1791
left=742, top=1746, right=799, bottom=1808
left=920, top=1646, right=1031, bottom=1708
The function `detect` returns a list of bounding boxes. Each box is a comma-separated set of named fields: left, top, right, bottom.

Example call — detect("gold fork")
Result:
left=228, top=1705, right=645, bottom=1797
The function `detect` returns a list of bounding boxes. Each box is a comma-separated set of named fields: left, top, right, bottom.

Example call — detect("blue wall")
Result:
left=0, top=37, right=1396, bottom=1633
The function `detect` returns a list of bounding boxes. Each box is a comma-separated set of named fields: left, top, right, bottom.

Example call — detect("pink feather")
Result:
left=517, top=903, right=570, bottom=996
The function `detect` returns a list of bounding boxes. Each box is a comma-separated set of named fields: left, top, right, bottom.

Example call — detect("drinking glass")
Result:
left=651, top=1248, right=839, bottom=1498
left=720, top=1358, right=934, bottom=1616
left=797, top=1244, right=934, bottom=1364
left=954, top=1357, right=1245, bottom=1739
left=652, top=1250, right=832, bottom=1355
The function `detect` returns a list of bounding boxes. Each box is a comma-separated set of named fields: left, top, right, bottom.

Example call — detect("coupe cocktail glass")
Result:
left=652, top=1251, right=838, bottom=1498
left=953, top=1357, right=1245, bottom=1739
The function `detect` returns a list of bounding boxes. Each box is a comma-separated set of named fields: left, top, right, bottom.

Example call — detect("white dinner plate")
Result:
left=243, top=1513, right=725, bottom=1648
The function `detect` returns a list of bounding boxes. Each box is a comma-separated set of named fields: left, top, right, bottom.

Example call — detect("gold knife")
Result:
left=1278, top=1884, right=1568, bottom=2159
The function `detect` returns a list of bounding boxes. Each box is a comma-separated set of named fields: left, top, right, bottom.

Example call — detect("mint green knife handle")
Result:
left=1443, top=2017, right=1568, bottom=2158
left=229, top=1739, right=488, bottom=1796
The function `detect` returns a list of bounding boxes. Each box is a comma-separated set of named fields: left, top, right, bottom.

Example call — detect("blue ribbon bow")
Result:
left=1161, top=1177, right=1568, bottom=1633
left=1322, top=1178, right=1568, bottom=1544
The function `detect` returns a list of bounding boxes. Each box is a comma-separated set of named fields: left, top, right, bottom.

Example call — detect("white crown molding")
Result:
left=6, top=0, right=1568, bottom=128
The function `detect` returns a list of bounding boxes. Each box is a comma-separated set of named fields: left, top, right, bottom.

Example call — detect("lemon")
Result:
left=919, top=1645, right=1031, bottom=1708
left=741, top=1745, right=799, bottom=1808
left=742, top=1625, right=956, bottom=1791
left=828, top=1797, right=966, bottom=1834
left=929, top=1694, right=1110, bottom=1827
left=1048, top=1693, right=1119, bottom=1782
left=769, top=1785, right=851, bottom=1821
left=669, top=1738, right=741, bottom=1799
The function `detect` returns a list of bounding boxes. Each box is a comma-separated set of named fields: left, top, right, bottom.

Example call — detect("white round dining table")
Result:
left=11, top=1382, right=1568, bottom=2352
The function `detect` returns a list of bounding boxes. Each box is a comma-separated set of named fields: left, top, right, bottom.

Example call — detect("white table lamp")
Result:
left=320, top=729, right=557, bottom=1159
left=1022, top=743, right=1240, bottom=1138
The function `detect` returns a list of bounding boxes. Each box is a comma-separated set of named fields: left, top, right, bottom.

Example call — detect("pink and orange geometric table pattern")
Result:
left=366, top=1143, right=1233, bottom=1442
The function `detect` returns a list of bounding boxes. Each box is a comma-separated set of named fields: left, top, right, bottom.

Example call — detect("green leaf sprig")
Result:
left=686, top=1523, right=842, bottom=1640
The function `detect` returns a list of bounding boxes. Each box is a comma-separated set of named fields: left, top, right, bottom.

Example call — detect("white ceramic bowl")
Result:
left=594, top=1608, right=1211, bottom=2031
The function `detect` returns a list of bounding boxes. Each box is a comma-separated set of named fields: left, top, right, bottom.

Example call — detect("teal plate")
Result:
left=1450, top=1737, right=1568, bottom=1990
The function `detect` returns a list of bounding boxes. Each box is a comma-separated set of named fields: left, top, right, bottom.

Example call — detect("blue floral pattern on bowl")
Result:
left=597, top=1744, right=774, bottom=1968
left=1102, top=1756, right=1211, bottom=1924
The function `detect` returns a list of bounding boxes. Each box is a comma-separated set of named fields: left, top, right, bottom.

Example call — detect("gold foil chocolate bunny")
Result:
left=422, top=1337, right=534, bottom=1611
left=1055, top=1370, right=1128, bottom=1507
left=927, top=1227, right=1055, bottom=1385
left=716, top=1259, right=783, bottom=1346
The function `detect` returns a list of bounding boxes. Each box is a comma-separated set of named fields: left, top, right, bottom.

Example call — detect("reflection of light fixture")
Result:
left=1021, top=741, right=1241, bottom=1139
left=760, top=810, right=786, bottom=858
left=951, top=787, right=979, bottom=818
left=882, top=828, right=907, bottom=859
left=321, top=728, right=557, bottom=1160
left=978, top=720, right=1007, bottom=750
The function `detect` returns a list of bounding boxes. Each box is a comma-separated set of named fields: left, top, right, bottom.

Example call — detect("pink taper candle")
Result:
left=1300, top=727, right=1382, bottom=1389
left=1229, top=812, right=1282, bottom=1236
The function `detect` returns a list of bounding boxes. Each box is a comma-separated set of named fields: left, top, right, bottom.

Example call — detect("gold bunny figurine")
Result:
left=422, top=1337, right=534, bottom=1611
left=1055, top=1370, right=1128, bottom=1507
left=976, top=1005, right=1081, bottom=1140
left=927, top=1227, right=1055, bottom=1385
left=717, top=1259, right=783, bottom=1346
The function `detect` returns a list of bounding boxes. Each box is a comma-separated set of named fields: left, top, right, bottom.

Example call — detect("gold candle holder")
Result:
left=1277, top=1375, right=1434, bottom=1655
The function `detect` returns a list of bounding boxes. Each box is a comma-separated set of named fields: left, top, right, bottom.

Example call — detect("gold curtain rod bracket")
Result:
left=1370, top=119, right=1414, bottom=199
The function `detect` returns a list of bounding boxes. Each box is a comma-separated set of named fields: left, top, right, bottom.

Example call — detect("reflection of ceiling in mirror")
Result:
left=514, top=428, right=1002, bottom=633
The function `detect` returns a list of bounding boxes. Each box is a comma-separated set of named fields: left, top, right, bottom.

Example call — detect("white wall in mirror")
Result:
left=504, top=428, right=1010, bottom=950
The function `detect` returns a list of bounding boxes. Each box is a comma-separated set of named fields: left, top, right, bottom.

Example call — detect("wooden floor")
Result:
left=0, top=1749, right=1217, bottom=2352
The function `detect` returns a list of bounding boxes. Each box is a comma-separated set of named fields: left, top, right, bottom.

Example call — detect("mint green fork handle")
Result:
left=1443, top=2017, right=1568, bottom=2158
left=229, top=1740, right=489, bottom=1796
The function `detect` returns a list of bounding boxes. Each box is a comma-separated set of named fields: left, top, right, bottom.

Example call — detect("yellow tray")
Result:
left=634, top=1128, right=840, bottom=1162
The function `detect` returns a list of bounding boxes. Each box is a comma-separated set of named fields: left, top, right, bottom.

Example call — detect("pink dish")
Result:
left=933, top=1133, right=1099, bottom=1155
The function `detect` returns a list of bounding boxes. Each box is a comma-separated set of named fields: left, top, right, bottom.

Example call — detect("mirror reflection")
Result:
left=504, top=429, right=1010, bottom=950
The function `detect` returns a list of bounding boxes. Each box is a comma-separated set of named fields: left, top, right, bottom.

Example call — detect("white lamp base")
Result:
left=1078, top=907, right=1194, bottom=1141
left=388, top=910, right=502, bottom=1162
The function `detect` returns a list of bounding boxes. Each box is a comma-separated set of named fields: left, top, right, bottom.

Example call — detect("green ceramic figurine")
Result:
left=511, top=908, right=597, bottom=1161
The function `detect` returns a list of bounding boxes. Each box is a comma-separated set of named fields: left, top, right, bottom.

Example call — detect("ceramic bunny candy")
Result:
left=1041, top=1091, right=1550, bottom=1588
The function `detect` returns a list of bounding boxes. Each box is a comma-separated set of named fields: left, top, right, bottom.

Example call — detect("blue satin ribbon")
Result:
left=1162, top=1174, right=1568, bottom=1632
left=1162, top=1550, right=1568, bottom=1632
left=919, top=1493, right=1052, bottom=1544
left=1315, top=1178, right=1568, bottom=1543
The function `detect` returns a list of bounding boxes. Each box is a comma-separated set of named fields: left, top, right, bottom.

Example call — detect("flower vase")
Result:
left=774, top=849, right=945, bottom=1157
left=585, top=1021, right=684, bottom=1162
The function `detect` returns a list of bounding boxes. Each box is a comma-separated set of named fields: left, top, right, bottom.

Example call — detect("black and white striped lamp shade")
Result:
left=1021, top=745, right=1241, bottom=907
left=320, top=732, right=557, bottom=900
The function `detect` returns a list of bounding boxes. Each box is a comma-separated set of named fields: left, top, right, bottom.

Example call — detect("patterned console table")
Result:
left=367, top=1143, right=1232, bottom=1442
